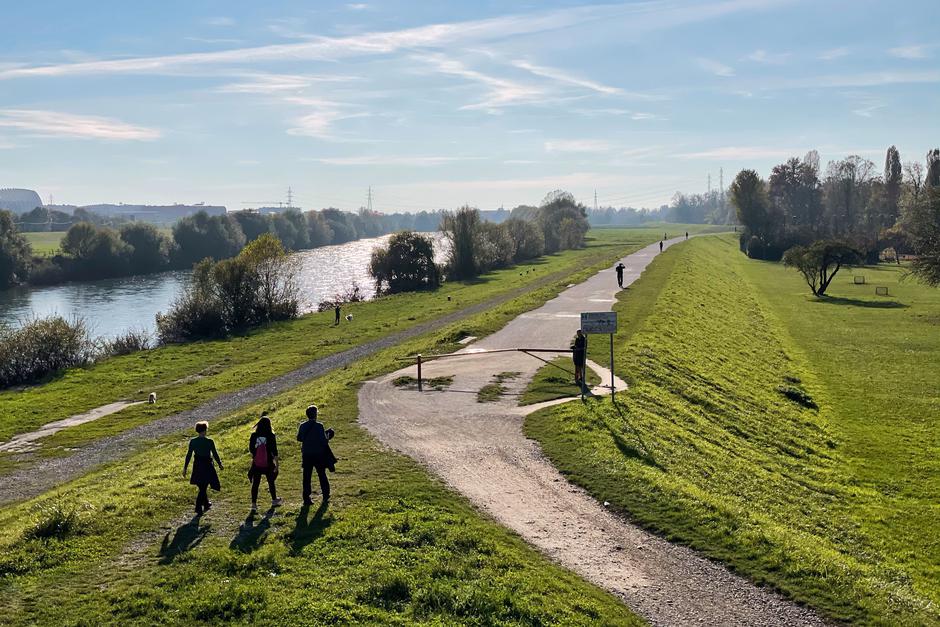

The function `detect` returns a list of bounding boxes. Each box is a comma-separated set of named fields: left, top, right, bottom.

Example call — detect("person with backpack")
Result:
left=248, top=413, right=282, bottom=512
left=571, top=329, right=587, bottom=386
left=182, top=421, right=223, bottom=515
left=297, top=405, right=337, bottom=505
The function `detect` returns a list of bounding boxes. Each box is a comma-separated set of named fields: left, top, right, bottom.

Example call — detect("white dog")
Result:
left=148, top=392, right=156, bottom=404
left=345, top=314, right=353, bottom=322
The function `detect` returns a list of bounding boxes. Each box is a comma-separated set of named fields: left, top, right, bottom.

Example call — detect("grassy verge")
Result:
left=1, top=228, right=667, bottom=464
left=23, top=232, right=63, bottom=256
left=520, top=356, right=600, bottom=405
left=0, top=260, right=646, bottom=625
left=526, top=235, right=940, bottom=625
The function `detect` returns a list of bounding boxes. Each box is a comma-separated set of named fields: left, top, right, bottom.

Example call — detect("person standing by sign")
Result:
left=615, top=262, right=625, bottom=288
left=572, top=329, right=587, bottom=385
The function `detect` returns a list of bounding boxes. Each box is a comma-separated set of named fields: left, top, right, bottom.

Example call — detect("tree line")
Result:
left=730, top=146, right=940, bottom=292
left=369, top=191, right=590, bottom=295
left=0, top=206, right=446, bottom=290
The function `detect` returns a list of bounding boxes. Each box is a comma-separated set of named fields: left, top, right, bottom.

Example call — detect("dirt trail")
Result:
left=360, top=238, right=826, bottom=626
left=0, top=401, right=143, bottom=454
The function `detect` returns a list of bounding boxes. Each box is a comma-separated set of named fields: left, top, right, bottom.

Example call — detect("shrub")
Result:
left=0, top=209, right=32, bottom=288
left=157, top=235, right=299, bottom=343
left=746, top=235, right=765, bottom=259
left=369, top=231, right=441, bottom=294
left=103, top=328, right=152, bottom=356
left=317, top=282, right=365, bottom=312
left=26, top=256, right=67, bottom=286
left=0, top=316, right=95, bottom=388
left=26, top=501, right=92, bottom=541
left=782, top=239, right=862, bottom=296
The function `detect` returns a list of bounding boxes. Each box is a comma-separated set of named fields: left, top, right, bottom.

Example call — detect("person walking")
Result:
left=183, top=421, right=223, bottom=515
left=685, top=231, right=689, bottom=239
left=571, top=329, right=587, bottom=386
left=248, top=413, right=283, bottom=512
left=615, top=262, right=625, bottom=288
left=334, top=305, right=341, bottom=326
left=659, top=240, right=664, bottom=253
left=297, top=405, right=337, bottom=505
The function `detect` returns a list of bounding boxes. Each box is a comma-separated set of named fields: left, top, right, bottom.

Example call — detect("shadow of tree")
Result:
left=290, top=501, right=331, bottom=556
left=815, top=296, right=906, bottom=309
left=158, top=515, right=210, bottom=564
left=229, top=509, right=275, bottom=553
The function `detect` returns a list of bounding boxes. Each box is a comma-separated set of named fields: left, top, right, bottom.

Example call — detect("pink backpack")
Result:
left=253, top=436, right=269, bottom=468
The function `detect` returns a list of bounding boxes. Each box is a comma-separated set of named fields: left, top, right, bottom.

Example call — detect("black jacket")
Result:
left=297, top=420, right=337, bottom=469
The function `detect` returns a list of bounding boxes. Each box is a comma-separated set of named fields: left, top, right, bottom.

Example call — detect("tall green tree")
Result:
left=783, top=240, right=861, bottom=296
left=120, top=222, right=171, bottom=274
left=441, top=206, right=481, bottom=280
left=730, top=169, right=770, bottom=240
left=884, top=145, right=903, bottom=226
left=537, top=191, right=589, bottom=253
left=906, top=186, right=940, bottom=286
left=0, top=210, right=32, bottom=288
left=369, top=230, right=440, bottom=294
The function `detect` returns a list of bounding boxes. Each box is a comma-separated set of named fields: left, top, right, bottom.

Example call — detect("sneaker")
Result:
left=204, top=501, right=212, bottom=511
left=250, top=502, right=258, bottom=512
left=271, top=498, right=284, bottom=507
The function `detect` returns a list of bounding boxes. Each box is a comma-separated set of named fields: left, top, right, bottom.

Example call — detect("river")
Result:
left=0, top=233, right=445, bottom=340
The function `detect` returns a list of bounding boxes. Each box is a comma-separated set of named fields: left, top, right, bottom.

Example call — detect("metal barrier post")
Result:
left=417, top=354, right=423, bottom=391
left=609, top=332, right=615, bottom=397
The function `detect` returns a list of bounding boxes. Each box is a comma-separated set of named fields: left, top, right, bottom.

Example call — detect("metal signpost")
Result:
left=580, top=311, right=618, bottom=397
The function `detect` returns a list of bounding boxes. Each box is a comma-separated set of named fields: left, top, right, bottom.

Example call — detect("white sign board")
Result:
left=580, top=311, right=618, bottom=334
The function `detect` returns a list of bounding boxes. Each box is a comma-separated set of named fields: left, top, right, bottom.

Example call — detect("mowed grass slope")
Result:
left=526, top=235, right=940, bottom=625
left=0, top=272, right=645, bottom=625
left=23, top=231, right=63, bottom=255
left=0, top=228, right=666, bottom=462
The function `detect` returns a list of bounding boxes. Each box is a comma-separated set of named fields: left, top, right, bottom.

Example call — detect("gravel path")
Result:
left=359, top=238, right=827, bottom=626
left=0, top=265, right=583, bottom=505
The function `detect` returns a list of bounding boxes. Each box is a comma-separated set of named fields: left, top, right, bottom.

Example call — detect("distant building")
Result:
left=77, top=203, right=227, bottom=224
left=0, top=188, right=43, bottom=214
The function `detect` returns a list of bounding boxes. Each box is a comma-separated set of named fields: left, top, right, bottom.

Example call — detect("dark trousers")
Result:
left=617, top=273, right=623, bottom=287
left=302, top=459, right=330, bottom=502
left=195, top=483, right=210, bottom=512
left=251, top=469, right=277, bottom=502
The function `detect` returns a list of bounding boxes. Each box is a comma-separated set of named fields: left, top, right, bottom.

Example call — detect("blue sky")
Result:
left=1, top=0, right=938, bottom=212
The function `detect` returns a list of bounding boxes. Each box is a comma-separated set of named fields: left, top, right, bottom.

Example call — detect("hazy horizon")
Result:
left=1, top=0, right=938, bottom=213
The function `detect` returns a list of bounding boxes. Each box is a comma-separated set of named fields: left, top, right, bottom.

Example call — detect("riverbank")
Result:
left=0, top=229, right=693, bottom=624
left=0, top=227, right=684, bottom=471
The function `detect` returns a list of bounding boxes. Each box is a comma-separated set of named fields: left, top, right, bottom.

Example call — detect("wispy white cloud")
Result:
left=185, top=37, right=244, bottom=45
left=420, top=54, right=544, bottom=112
left=544, top=139, right=613, bottom=153
left=678, top=146, right=807, bottom=160
left=346, top=3, right=370, bottom=10
left=511, top=60, right=620, bottom=96
left=305, top=155, right=483, bottom=166
left=0, top=1, right=797, bottom=81
left=852, top=103, right=884, bottom=118
left=0, top=109, right=161, bottom=141
left=217, top=71, right=359, bottom=94
left=631, top=112, right=665, bottom=121
left=744, top=49, right=791, bottom=64
left=888, top=44, right=931, bottom=60
left=768, top=69, right=940, bottom=89
left=696, top=57, right=735, bottom=77
left=818, top=47, right=849, bottom=60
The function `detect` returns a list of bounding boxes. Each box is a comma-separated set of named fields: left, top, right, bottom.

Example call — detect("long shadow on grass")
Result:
left=158, top=515, right=210, bottom=564
left=230, top=509, right=275, bottom=553
left=290, top=501, right=331, bottom=556
left=588, top=398, right=661, bottom=469
left=815, top=296, right=907, bottom=309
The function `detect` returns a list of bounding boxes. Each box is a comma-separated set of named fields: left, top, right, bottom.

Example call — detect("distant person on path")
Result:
left=685, top=231, right=688, bottom=239
left=297, top=405, right=337, bottom=505
left=664, top=231, right=667, bottom=239
left=183, top=421, right=223, bottom=515
left=615, top=262, right=625, bottom=288
left=248, top=413, right=283, bottom=512
left=334, top=305, right=341, bottom=326
left=659, top=240, right=664, bottom=253
left=572, top=329, right=587, bottom=386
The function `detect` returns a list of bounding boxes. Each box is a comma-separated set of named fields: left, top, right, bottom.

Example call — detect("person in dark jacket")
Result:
left=248, top=413, right=283, bottom=512
left=572, top=329, right=587, bottom=386
left=615, top=262, right=625, bottom=288
left=183, top=421, right=223, bottom=515
left=297, top=404, right=337, bottom=505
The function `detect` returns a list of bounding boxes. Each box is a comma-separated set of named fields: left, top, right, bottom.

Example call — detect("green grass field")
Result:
left=520, top=356, right=600, bottom=405
left=23, top=231, right=63, bottom=255
left=526, top=235, right=940, bottom=625
left=0, top=237, right=667, bottom=625
left=1, top=227, right=678, bottom=467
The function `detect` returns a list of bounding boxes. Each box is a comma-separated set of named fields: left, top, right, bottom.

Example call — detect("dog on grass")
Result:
left=148, top=392, right=156, bottom=404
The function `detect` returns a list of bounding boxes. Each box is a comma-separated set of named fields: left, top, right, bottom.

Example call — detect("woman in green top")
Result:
left=183, top=421, right=224, bottom=515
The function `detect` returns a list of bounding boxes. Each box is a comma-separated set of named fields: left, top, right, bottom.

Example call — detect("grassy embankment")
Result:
left=0, top=233, right=671, bottom=625
left=22, top=232, right=63, bottom=256
left=1, top=227, right=681, bottom=467
left=526, top=235, right=940, bottom=625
